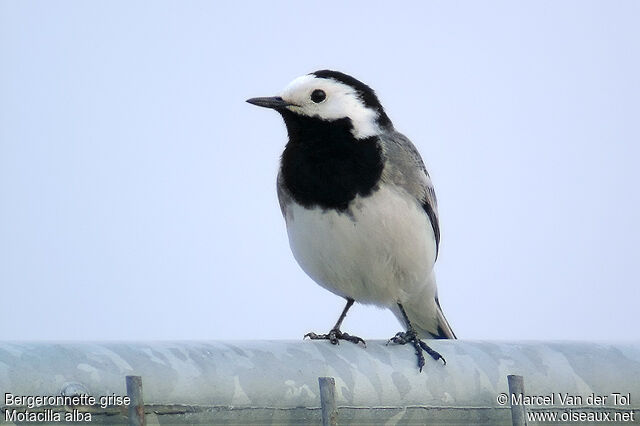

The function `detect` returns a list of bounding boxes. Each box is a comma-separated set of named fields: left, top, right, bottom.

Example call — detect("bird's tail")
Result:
left=413, top=305, right=456, bottom=339
left=394, top=296, right=457, bottom=340
left=428, top=298, right=456, bottom=339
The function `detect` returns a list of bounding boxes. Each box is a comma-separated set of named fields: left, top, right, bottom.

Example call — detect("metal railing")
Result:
left=1, top=340, right=638, bottom=425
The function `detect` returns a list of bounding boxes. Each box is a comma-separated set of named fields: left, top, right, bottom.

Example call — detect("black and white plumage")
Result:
left=248, top=70, right=455, bottom=370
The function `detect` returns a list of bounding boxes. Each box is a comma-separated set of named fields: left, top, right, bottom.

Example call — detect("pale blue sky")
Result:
left=1, top=1, right=638, bottom=341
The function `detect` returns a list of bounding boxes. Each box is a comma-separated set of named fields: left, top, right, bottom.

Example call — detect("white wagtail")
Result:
left=247, top=70, right=456, bottom=370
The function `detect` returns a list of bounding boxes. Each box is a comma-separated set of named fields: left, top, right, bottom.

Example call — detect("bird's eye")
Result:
left=310, top=89, right=326, bottom=103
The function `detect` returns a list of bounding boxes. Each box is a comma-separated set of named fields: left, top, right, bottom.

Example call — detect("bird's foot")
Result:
left=304, top=329, right=366, bottom=347
left=387, top=330, right=446, bottom=371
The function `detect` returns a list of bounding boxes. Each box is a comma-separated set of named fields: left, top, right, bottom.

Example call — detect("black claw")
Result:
left=329, top=330, right=339, bottom=345
left=341, top=332, right=367, bottom=347
left=304, top=332, right=322, bottom=340
left=419, top=340, right=446, bottom=365
left=388, top=330, right=446, bottom=370
left=304, top=331, right=337, bottom=344
left=304, top=329, right=366, bottom=347
left=386, top=331, right=409, bottom=346
left=414, top=340, right=426, bottom=371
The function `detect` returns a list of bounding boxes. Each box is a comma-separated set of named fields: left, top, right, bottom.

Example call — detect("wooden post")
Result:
left=507, top=374, right=527, bottom=426
left=126, top=375, right=146, bottom=426
left=318, top=376, right=337, bottom=426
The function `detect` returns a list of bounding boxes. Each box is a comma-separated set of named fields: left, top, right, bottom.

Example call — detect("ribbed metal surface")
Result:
left=1, top=340, right=639, bottom=425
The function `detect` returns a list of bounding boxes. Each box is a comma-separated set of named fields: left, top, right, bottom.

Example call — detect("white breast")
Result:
left=284, top=184, right=438, bottom=307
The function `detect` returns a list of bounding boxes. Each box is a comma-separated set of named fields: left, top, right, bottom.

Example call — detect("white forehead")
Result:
left=281, top=74, right=355, bottom=101
left=278, top=74, right=381, bottom=139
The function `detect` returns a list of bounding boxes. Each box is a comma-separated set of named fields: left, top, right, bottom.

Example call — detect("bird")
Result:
left=247, top=70, right=456, bottom=370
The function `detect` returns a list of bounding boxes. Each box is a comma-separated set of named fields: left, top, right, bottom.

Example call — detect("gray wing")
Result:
left=379, top=131, right=440, bottom=257
left=276, top=170, right=293, bottom=219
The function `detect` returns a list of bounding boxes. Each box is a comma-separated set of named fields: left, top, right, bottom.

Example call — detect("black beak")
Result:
left=246, top=96, right=292, bottom=110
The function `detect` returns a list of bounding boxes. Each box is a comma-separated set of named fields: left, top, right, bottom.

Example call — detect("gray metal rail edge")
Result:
left=1, top=340, right=639, bottom=425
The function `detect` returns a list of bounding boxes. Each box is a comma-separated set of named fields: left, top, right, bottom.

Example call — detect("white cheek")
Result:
left=337, top=100, right=381, bottom=139
left=320, top=93, right=381, bottom=138
left=319, top=99, right=344, bottom=118
left=280, top=76, right=382, bottom=139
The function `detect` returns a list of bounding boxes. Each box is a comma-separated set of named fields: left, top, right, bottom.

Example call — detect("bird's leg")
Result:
left=387, top=303, right=446, bottom=371
left=304, top=298, right=366, bottom=347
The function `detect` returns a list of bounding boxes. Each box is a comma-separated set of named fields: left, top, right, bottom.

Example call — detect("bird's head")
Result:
left=247, top=70, right=393, bottom=140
